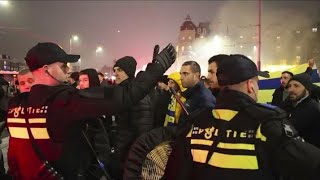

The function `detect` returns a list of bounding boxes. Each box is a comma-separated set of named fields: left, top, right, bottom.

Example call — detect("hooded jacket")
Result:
left=79, top=68, right=112, bottom=179
left=80, top=69, right=101, bottom=88
left=164, top=72, right=186, bottom=127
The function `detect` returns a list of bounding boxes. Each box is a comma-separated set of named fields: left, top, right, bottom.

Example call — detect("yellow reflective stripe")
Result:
left=191, top=149, right=208, bottom=163
left=217, top=143, right=255, bottom=150
left=8, top=127, right=29, bottom=139
left=212, top=109, right=238, bottom=121
left=256, top=124, right=267, bottom=142
left=186, top=129, right=192, bottom=138
left=30, top=128, right=50, bottom=139
left=29, top=118, right=46, bottom=123
left=191, top=139, right=213, bottom=146
left=208, top=152, right=258, bottom=170
left=7, top=118, right=26, bottom=123
left=186, top=125, right=194, bottom=138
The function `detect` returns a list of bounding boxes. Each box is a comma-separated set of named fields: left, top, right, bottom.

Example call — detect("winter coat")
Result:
left=179, top=81, right=216, bottom=125
left=151, top=88, right=171, bottom=128
left=281, top=96, right=320, bottom=148
left=112, top=79, right=155, bottom=177
left=271, top=86, right=287, bottom=107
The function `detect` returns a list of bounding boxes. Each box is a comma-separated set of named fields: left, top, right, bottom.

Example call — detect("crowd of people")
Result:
left=0, top=42, right=320, bottom=180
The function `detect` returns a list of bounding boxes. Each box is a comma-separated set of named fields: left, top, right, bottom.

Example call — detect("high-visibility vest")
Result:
left=7, top=103, right=63, bottom=179
left=7, top=105, right=50, bottom=140
left=186, top=108, right=274, bottom=179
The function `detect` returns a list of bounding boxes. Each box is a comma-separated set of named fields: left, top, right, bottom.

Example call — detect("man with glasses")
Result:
left=6, top=42, right=176, bottom=179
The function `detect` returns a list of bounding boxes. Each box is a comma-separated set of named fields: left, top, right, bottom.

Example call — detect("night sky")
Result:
left=0, top=1, right=319, bottom=70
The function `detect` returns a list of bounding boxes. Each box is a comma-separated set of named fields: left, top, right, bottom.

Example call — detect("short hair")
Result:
left=208, top=54, right=229, bottom=68
left=18, top=68, right=31, bottom=76
left=182, top=61, right=201, bottom=74
left=282, top=71, right=293, bottom=77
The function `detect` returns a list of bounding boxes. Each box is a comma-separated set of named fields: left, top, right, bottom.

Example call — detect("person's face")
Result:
left=287, top=80, right=308, bottom=102
left=207, top=62, right=219, bottom=89
left=280, top=73, right=292, bottom=88
left=168, top=79, right=179, bottom=92
left=46, top=62, right=70, bottom=85
left=17, top=72, right=34, bottom=93
left=98, top=74, right=104, bottom=83
left=79, top=74, right=90, bottom=89
left=114, top=67, right=129, bottom=85
left=180, top=65, right=199, bottom=88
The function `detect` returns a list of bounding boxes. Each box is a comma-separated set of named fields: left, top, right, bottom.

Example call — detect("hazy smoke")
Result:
left=190, top=1, right=319, bottom=74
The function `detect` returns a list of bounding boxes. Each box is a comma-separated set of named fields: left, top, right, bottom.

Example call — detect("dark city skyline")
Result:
left=0, top=1, right=319, bottom=70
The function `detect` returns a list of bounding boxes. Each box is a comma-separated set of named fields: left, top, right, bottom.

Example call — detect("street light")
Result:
left=69, top=35, right=79, bottom=53
left=0, top=1, right=9, bottom=7
left=95, top=46, right=103, bottom=56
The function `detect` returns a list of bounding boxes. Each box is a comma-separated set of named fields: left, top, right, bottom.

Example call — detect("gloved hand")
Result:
left=152, top=44, right=160, bottom=60
left=153, top=43, right=176, bottom=71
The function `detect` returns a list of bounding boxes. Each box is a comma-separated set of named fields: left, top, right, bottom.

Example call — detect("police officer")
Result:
left=6, top=42, right=176, bottom=179
left=164, top=54, right=320, bottom=180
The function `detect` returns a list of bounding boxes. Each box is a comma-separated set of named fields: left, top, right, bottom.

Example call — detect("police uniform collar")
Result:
left=216, top=89, right=256, bottom=110
left=29, top=84, right=76, bottom=106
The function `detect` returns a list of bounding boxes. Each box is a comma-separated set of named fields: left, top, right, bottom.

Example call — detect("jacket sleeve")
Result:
left=54, top=63, right=165, bottom=122
left=114, top=63, right=165, bottom=107
left=260, top=117, right=320, bottom=178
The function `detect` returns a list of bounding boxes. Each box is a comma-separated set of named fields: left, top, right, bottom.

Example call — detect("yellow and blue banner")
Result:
left=258, top=63, right=320, bottom=103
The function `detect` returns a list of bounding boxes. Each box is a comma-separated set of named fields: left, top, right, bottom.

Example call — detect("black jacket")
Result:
left=112, top=79, right=155, bottom=177
left=151, top=88, right=171, bottom=128
left=281, top=96, right=320, bottom=148
left=165, top=89, right=320, bottom=180
left=271, top=86, right=286, bottom=106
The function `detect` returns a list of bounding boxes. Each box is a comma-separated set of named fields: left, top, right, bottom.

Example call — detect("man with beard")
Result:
left=281, top=74, right=320, bottom=148
left=271, top=71, right=293, bottom=106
